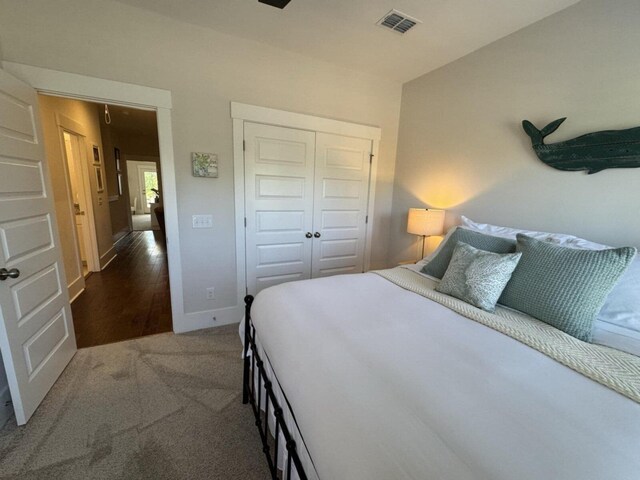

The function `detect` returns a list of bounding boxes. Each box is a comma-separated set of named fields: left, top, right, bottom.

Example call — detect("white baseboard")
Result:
left=0, top=385, right=13, bottom=428
left=69, top=287, right=85, bottom=304
left=100, top=246, right=117, bottom=270
left=113, top=229, right=131, bottom=245
left=174, top=304, right=243, bottom=334
left=67, top=275, right=84, bottom=302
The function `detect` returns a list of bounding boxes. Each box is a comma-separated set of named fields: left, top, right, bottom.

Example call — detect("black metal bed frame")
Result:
left=242, top=295, right=309, bottom=480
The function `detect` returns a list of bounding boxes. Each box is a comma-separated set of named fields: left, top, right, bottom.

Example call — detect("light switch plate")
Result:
left=192, top=214, right=213, bottom=228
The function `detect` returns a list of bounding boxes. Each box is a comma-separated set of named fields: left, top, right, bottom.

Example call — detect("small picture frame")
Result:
left=92, top=145, right=101, bottom=165
left=117, top=172, right=123, bottom=195
left=192, top=152, right=218, bottom=178
left=114, top=147, right=121, bottom=172
left=95, top=166, right=104, bottom=193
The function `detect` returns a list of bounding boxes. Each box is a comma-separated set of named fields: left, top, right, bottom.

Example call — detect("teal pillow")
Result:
left=436, top=241, right=522, bottom=312
left=422, top=227, right=516, bottom=279
left=499, top=234, right=637, bottom=342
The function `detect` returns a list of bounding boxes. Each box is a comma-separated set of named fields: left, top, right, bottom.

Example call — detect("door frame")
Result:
left=231, top=102, right=381, bottom=309
left=56, top=114, right=101, bottom=278
left=3, top=61, right=186, bottom=332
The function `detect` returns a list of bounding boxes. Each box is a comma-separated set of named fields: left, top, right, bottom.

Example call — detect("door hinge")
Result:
left=369, top=153, right=374, bottom=163
left=365, top=215, right=369, bottom=224
left=243, top=140, right=246, bottom=151
left=244, top=217, right=247, bottom=228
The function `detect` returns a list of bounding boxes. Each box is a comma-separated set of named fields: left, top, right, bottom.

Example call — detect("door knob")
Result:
left=314, top=232, right=321, bottom=238
left=305, top=232, right=312, bottom=238
left=0, top=268, right=20, bottom=281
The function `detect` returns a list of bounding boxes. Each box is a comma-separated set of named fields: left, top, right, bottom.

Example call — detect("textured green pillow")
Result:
left=422, top=227, right=516, bottom=279
left=499, top=234, right=637, bottom=342
left=436, top=241, right=522, bottom=312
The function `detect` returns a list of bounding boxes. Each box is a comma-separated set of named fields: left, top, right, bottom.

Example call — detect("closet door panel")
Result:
left=312, top=133, right=372, bottom=278
left=244, top=123, right=315, bottom=295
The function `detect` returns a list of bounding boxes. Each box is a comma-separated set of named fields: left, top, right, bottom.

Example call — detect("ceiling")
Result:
left=103, top=104, right=157, bottom=138
left=114, top=0, right=580, bottom=83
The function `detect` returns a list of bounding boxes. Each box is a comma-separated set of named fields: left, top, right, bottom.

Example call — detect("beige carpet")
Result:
left=0, top=325, right=270, bottom=479
left=132, top=214, right=152, bottom=231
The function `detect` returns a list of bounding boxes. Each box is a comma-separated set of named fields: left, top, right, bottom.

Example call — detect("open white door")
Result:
left=62, top=131, right=87, bottom=297
left=0, top=68, right=77, bottom=425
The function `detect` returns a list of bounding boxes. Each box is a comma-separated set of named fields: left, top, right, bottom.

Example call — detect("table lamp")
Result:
left=407, top=208, right=445, bottom=259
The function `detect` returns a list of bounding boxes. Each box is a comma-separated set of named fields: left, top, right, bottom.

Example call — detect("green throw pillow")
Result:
left=436, top=241, right=522, bottom=312
left=422, top=227, right=516, bottom=279
left=499, top=234, right=637, bottom=342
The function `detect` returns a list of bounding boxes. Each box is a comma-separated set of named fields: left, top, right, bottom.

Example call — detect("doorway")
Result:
left=139, top=166, right=158, bottom=214
left=127, top=158, right=162, bottom=232
left=0, top=63, right=184, bottom=426
left=37, top=94, right=173, bottom=348
left=62, top=131, right=94, bottom=279
left=77, top=102, right=171, bottom=347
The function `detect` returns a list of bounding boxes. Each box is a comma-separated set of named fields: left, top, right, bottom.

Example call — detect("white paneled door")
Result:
left=0, top=68, right=77, bottom=425
left=244, top=123, right=372, bottom=295
left=312, top=133, right=372, bottom=278
left=244, top=123, right=316, bottom=295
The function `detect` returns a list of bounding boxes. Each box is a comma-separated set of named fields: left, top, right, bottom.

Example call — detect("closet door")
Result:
left=244, top=123, right=316, bottom=295
left=311, top=133, right=372, bottom=278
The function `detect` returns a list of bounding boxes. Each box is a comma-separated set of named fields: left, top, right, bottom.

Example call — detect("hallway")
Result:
left=71, top=231, right=172, bottom=348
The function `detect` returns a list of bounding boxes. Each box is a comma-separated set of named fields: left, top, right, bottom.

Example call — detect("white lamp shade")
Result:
left=407, top=208, right=445, bottom=236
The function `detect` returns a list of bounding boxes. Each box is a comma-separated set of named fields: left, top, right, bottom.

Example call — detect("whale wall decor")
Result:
left=522, top=118, right=640, bottom=174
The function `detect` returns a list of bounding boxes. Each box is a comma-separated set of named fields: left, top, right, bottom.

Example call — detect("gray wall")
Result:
left=0, top=0, right=402, bottom=316
left=390, top=0, right=640, bottom=264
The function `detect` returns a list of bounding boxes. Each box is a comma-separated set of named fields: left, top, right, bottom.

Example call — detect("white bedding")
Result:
left=250, top=270, right=640, bottom=480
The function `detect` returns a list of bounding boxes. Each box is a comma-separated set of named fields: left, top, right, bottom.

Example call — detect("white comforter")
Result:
left=251, top=271, right=640, bottom=480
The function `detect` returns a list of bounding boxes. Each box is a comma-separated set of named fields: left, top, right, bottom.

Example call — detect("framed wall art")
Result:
left=95, top=166, right=104, bottom=193
left=114, top=147, right=121, bottom=172
left=192, top=152, right=218, bottom=178
left=92, top=145, right=101, bottom=165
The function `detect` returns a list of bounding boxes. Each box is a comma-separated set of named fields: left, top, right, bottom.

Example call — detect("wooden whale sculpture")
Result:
left=522, top=118, right=640, bottom=174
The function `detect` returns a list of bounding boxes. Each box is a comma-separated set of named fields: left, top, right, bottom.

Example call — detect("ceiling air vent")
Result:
left=377, top=9, right=421, bottom=34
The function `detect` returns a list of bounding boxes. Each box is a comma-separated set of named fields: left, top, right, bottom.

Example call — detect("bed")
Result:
left=241, top=239, right=640, bottom=479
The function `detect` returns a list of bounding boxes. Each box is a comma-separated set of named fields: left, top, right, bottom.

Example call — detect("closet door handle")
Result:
left=314, top=232, right=321, bottom=238
left=0, top=268, right=20, bottom=281
left=305, top=232, right=312, bottom=238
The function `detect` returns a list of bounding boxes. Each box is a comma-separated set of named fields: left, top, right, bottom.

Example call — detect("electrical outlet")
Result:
left=206, top=287, right=215, bottom=300
left=192, top=214, right=213, bottom=229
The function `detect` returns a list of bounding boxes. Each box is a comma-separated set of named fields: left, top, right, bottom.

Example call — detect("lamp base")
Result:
left=419, top=235, right=426, bottom=261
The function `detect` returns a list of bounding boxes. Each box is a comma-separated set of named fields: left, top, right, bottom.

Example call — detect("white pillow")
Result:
left=462, top=216, right=639, bottom=356
left=460, top=216, right=610, bottom=250
left=593, top=258, right=640, bottom=356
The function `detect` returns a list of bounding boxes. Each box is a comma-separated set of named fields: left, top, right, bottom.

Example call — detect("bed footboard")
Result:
left=243, top=295, right=309, bottom=480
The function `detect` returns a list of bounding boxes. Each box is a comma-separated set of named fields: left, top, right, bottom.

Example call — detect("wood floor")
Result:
left=71, top=230, right=172, bottom=348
